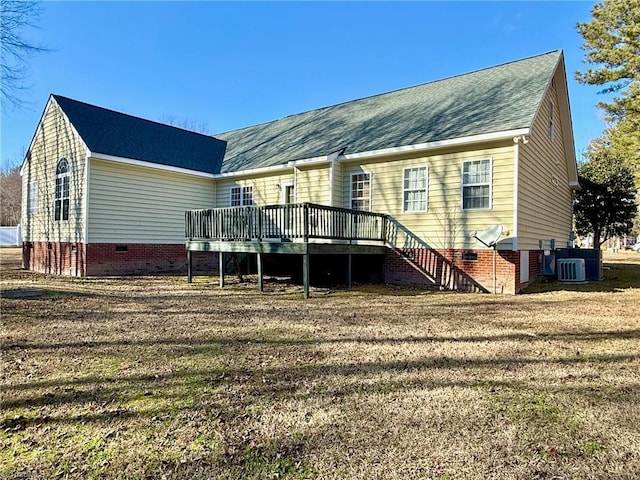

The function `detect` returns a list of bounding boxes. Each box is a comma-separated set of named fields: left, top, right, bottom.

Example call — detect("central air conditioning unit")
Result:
left=557, top=259, right=586, bottom=282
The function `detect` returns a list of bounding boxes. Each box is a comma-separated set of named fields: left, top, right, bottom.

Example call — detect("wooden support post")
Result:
left=187, top=250, right=193, bottom=283
left=303, top=203, right=309, bottom=242
left=257, top=252, right=264, bottom=292
left=303, top=252, right=310, bottom=299
left=346, top=253, right=352, bottom=289
left=219, top=252, right=225, bottom=288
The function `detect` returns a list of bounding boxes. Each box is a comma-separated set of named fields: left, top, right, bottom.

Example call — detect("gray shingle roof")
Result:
left=53, top=95, right=227, bottom=175
left=217, top=51, right=561, bottom=173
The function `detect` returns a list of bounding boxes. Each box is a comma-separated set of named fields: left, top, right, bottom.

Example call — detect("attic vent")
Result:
left=557, top=259, right=585, bottom=282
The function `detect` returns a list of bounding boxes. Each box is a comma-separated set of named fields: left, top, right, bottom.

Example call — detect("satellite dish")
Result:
left=471, top=224, right=503, bottom=248
left=470, top=224, right=503, bottom=295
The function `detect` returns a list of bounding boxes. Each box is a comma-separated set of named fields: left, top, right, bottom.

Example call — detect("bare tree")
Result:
left=1, top=0, right=46, bottom=109
left=158, top=113, right=211, bottom=135
left=0, top=164, right=22, bottom=225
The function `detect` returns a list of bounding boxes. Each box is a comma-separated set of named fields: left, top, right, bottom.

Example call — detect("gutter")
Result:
left=341, top=129, right=530, bottom=162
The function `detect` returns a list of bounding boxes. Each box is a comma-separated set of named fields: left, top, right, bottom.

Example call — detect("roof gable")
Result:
left=217, top=51, right=563, bottom=173
left=52, top=95, right=227, bottom=175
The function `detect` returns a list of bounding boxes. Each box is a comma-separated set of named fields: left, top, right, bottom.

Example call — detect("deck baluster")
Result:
left=185, top=202, right=387, bottom=243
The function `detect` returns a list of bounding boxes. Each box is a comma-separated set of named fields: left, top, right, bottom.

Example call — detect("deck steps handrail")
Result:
left=185, top=203, right=387, bottom=243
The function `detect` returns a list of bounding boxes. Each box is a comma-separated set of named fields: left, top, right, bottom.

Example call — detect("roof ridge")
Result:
left=52, top=94, right=217, bottom=140
left=215, top=50, right=562, bottom=137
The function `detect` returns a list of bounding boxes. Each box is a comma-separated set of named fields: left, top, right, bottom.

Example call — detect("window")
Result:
left=462, top=159, right=491, bottom=210
left=283, top=185, right=294, bottom=205
left=350, top=172, right=371, bottom=211
left=230, top=185, right=253, bottom=206
left=462, top=252, right=478, bottom=261
left=548, top=99, right=555, bottom=140
left=403, top=166, right=427, bottom=212
left=54, top=158, right=70, bottom=221
left=28, top=182, right=38, bottom=214
left=242, top=186, right=253, bottom=206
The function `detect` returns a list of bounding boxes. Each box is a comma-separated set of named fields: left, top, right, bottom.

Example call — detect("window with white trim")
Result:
left=403, top=166, right=427, bottom=212
left=548, top=99, right=555, bottom=140
left=350, top=172, right=371, bottom=211
left=54, top=158, right=70, bottom=221
left=230, top=185, right=253, bottom=206
left=462, top=159, right=491, bottom=210
left=28, top=182, right=38, bottom=214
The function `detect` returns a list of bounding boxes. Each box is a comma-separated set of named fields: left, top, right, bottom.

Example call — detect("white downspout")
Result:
left=326, top=149, right=344, bottom=207
left=512, top=135, right=527, bottom=252
left=84, top=153, right=90, bottom=245
left=328, top=158, right=334, bottom=206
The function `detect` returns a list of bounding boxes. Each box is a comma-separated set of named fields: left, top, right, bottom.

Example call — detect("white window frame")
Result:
left=402, top=166, right=428, bottom=213
left=548, top=99, right=555, bottom=141
left=280, top=179, right=295, bottom=204
left=54, top=158, right=70, bottom=221
left=350, top=172, right=372, bottom=211
left=461, top=158, right=492, bottom=210
left=230, top=185, right=254, bottom=207
left=28, top=182, right=38, bottom=215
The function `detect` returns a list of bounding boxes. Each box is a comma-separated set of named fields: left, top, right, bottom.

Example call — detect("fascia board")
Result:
left=340, top=129, right=530, bottom=162
left=554, top=55, right=579, bottom=185
left=20, top=96, right=54, bottom=176
left=287, top=156, right=331, bottom=167
left=20, top=96, right=92, bottom=176
left=287, top=148, right=347, bottom=168
left=214, top=163, right=293, bottom=179
left=527, top=52, right=578, bottom=187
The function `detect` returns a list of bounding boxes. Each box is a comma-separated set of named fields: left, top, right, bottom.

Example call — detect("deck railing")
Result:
left=186, top=203, right=387, bottom=243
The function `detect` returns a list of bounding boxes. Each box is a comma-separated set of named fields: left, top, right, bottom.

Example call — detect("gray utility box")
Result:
left=555, top=248, right=603, bottom=281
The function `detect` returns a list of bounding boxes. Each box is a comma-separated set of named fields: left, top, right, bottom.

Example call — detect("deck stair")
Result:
left=224, top=253, right=247, bottom=278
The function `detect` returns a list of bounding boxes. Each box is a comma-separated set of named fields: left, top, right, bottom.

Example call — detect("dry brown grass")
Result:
left=1, top=247, right=639, bottom=479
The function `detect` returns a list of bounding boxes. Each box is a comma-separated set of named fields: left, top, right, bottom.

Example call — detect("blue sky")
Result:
left=1, top=1, right=604, bottom=171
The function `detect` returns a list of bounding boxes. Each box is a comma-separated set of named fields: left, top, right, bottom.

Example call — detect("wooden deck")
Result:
left=185, top=203, right=389, bottom=297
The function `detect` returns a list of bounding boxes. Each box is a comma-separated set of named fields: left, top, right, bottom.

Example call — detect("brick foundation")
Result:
left=23, top=242, right=216, bottom=277
left=384, top=247, right=520, bottom=294
left=510, top=250, right=545, bottom=292
left=22, top=241, right=540, bottom=294
left=22, top=241, right=87, bottom=276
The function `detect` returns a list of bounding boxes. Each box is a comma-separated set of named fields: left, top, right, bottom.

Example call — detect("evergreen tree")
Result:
left=574, top=149, right=637, bottom=247
left=576, top=0, right=640, bottom=120
left=576, top=0, right=639, bottom=179
left=576, top=0, right=639, bottom=235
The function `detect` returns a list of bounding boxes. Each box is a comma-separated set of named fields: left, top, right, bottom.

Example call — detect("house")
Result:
left=20, top=95, right=227, bottom=276
left=21, top=50, right=578, bottom=293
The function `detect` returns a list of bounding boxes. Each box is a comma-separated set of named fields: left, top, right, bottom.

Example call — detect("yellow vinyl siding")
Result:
left=518, top=76, right=573, bottom=250
left=215, top=172, right=294, bottom=207
left=21, top=100, right=87, bottom=243
left=330, top=161, right=343, bottom=207
left=341, top=143, right=514, bottom=250
left=88, top=159, right=215, bottom=243
left=296, top=166, right=330, bottom=205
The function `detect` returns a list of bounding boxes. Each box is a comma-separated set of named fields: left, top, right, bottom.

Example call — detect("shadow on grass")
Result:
left=0, top=288, right=100, bottom=300
left=5, top=328, right=640, bottom=353
left=5, top=351, right=638, bottom=412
